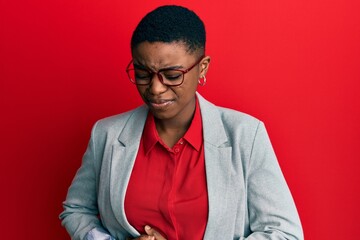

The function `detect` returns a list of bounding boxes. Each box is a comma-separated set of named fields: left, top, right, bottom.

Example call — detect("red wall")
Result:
left=1, top=0, right=359, bottom=239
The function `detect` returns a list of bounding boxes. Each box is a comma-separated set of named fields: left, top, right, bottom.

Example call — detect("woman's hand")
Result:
left=144, top=225, right=166, bottom=240
left=130, top=225, right=166, bottom=240
left=130, top=235, right=155, bottom=240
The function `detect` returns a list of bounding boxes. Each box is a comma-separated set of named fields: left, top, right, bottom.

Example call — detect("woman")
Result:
left=60, top=5, right=303, bottom=240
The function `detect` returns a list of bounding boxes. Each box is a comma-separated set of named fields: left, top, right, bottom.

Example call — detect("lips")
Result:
left=146, top=98, right=174, bottom=109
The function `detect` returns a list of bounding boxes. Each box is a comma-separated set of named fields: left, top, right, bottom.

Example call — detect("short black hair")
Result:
left=131, top=5, right=206, bottom=54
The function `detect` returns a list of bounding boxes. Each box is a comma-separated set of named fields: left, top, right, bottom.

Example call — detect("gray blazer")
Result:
left=60, top=93, right=303, bottom=240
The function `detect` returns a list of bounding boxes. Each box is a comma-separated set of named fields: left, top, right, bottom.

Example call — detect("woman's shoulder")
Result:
left=198, top=92, right=258, bottom=117
left=216, top=105, right=260, bottom=124
left=92, top=105, right=148, bottom=134
left=214, top=106, right=263, bottom=139
left=198, top=94, right=261, bottom=129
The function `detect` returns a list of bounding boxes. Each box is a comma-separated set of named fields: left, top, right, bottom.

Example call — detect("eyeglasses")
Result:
left=126, top=55, right=204, bottom=86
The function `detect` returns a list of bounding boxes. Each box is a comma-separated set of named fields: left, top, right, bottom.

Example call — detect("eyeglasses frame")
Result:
left=126, top=55, right=205, bottom=87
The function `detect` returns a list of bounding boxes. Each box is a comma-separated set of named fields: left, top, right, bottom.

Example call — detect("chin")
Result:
left=151, top=109, right=176, bottom=120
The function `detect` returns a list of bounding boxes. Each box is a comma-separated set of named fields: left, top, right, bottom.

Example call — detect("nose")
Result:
left=148, top=73, right=168, bottom=95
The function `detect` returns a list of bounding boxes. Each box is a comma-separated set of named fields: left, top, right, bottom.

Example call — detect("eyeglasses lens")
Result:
left=128, top=69, right=184, bottom=86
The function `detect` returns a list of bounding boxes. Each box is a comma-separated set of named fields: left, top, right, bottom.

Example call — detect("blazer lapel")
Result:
left=109, top=106, right=148, bottom=236
left=197, top=93, right=233, bottom=239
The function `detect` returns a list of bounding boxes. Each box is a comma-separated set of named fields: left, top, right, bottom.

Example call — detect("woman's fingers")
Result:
left=144, top=225, right=167, bottom=240
left=131, top=235, right=155, bottom=240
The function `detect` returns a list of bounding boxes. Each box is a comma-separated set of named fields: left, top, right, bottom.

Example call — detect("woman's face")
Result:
left=132, top=41, right=209, bottom=123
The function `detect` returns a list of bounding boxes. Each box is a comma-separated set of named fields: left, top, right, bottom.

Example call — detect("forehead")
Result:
left=132, top=41, right=196, bottom=68
left=132, top=40, right=191, bottom=54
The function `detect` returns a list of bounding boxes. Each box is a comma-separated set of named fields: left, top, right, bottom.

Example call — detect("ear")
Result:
left=199, top=56, right=211, bottom=77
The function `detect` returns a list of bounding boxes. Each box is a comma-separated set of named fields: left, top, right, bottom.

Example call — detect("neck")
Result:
left=154, top=97, right=196, bottom=147
left=155, top=106, right=195, bottom=133
left=155, top=116, right=192, bottom=135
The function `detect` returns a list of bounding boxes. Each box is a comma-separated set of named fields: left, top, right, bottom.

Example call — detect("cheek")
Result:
left=186, top=74, right=200, bottom=90
left=136, top=86, right=145, bottom=93
left=175, top=77, right=199, bottom=99
left=136, top=86, right=147, bottom=98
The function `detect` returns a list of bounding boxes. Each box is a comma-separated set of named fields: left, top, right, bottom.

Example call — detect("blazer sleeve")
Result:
left=243, top=122, right=303, bottom=240
left=59, top=122, right=112, bottom=240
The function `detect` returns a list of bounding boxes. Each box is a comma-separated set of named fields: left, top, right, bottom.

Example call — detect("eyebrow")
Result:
left=133, top=63, right=184, bottom=71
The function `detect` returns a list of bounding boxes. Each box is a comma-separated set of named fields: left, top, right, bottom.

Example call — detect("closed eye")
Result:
left=135, top=70, right=151, bottom=80
left=162, top=70, right=183, bottom=81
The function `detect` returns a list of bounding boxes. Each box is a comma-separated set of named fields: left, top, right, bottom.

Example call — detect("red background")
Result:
left=1, top=0, right=359, bottom=239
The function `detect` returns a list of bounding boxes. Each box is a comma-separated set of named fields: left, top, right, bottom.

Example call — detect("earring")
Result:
left=198, top=75, right=207, bottom=86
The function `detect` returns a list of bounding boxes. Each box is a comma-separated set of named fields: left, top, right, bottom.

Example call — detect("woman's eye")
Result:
left=135, top=71, right=150, bottom=80
left=136, top=75, right=150, bottom=80
left=163, top=71, right=182, bottom=80
left=166, top=75, right=181, bottom=80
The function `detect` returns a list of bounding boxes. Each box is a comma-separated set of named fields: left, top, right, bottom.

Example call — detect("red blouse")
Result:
left=124, top=101, right=208, bottom=240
